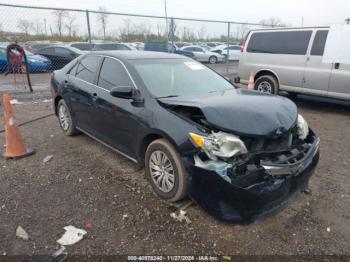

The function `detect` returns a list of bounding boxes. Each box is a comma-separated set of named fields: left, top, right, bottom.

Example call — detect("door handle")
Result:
left=335, top=62, right=340, bottom=69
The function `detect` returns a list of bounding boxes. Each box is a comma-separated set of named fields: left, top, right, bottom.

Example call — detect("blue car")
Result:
left=0, top=46, right=53, bottom=73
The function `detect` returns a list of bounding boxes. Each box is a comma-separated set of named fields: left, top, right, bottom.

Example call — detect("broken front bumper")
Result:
left=185, top=134, right=320, bottom=223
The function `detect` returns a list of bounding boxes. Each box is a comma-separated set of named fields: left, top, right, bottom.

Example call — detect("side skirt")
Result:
left=76, top=126, right=138, bottom=163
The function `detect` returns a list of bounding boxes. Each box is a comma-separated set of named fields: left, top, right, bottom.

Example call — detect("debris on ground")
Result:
left=85, top=223, right=92, bottom=230
left=303, top=188, right=312, bottom=195
left=122, top=214, right=128, bottom=220
left=222, top=256, right=231, bottom=261
left=16, top=226, right=29, bottom=240
left=10, top=99, right=22, bottom=105
left=42, top=99, right=53, bottom=103
left=170, top=210, right=191, bottom=224
left=327, top=227, right=331, bottom=232
left=144, top=208, right=151, bottom=219
left=56, top=225, right=87, bottom=246
left=43, top=155, right=54, bottom=163
left=52, top=246, right=67, bottom=262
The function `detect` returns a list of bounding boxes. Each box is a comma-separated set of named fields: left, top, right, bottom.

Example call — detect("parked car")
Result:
left=205, top=42, right=218, bottom=48
left=69, top=42, right=94, bottom=51
left=51, top=51, right=320, bottom=223
left=180, top=45, right=224, bottom=64
left=144, top=41, right=194, bottom=58
left=175, top=42, right=191, bottom=48
left=35, top=46, right=83, bottom=70
left=25, top=42, right=60, bottom=53
left=0, top=46, right=52, bottom=72
left=210, top=44, right=241, bottom=61
left=94, top=43, right=132, bottom=51
left=237, top=26, right=350, bottom=101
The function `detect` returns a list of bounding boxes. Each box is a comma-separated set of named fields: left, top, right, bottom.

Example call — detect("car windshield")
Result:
left=132, top=59, right=234, bottom=98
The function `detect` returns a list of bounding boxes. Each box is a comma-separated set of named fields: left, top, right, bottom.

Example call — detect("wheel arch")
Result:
left=54, top=95, right=63, bottom=116
left=137, top=131, right=180, bottom=166
left=254, top=69, right=280, bottom=87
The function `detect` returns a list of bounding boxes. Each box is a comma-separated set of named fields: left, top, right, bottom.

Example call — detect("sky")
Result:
left=1, top=0, right=349, bottom=39
left=5, top=0, right=349, bottom=26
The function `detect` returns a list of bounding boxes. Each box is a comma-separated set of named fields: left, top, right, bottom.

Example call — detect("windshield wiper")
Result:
left=156, top=95, right=179, bottom=99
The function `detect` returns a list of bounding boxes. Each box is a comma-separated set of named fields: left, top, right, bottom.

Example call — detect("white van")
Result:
left=236, top=27, right=350, bottom=101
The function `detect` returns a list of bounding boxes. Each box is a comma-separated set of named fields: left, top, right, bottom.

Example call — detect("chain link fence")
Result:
left=0, top=3, right=274, bottom=90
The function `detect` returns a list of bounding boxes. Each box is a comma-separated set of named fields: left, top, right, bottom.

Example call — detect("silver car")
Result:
left=237, top=27, right=350, bottom=101
left=180, top=45, right=224, bottom=64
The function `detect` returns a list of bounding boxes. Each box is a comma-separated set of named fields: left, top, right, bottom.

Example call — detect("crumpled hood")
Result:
left=159, top=89, right=298, bottom=137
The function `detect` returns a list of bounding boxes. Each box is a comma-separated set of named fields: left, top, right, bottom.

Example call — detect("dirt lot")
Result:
left=0, top=70, right=350, bottom=258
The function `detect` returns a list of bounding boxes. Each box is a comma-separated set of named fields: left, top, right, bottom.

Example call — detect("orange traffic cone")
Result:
left=0, top=94, right=35, bottom=159
left=247, top=72, right=255, bottom=90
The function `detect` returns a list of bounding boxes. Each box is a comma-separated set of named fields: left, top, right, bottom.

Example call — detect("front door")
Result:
left=302, top=30, right=332, bottom=97
left=92, top=57, right=142, bottom=158
left=328, top=62, right=350, bottom=100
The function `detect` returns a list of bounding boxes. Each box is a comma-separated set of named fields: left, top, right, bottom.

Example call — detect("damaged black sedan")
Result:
left=51, top=51, right=320, bottom=223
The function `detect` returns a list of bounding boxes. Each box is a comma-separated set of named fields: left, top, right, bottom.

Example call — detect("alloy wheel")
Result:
left=149, top=150, right=175, bottom=193
left=58, top=104, right=70, bottom=131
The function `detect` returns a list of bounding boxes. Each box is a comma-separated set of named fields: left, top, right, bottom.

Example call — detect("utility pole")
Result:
left=44, top=18, right=47, bottom=35
left=345, top=18, right=350, bottom=24
left=164, top=0, right=169, bottom=50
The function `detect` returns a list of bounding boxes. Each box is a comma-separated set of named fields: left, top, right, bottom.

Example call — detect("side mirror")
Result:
left=110, top=86, right=133, bottom=99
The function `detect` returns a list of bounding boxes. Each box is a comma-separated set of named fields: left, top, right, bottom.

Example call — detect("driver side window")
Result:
left=97, top=57, right=133, bottom=91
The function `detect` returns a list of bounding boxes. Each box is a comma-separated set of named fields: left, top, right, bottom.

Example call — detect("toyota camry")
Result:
left=51, top=51, right=320, bottom=223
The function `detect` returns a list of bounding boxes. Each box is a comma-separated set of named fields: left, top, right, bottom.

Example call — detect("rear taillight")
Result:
left=240, top=40, right=246, bottom=52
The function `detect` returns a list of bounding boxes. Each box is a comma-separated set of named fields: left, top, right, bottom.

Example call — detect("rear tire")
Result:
left=255, top=75, right=279, bottom=95
left=57, top=99, right=79, bottom=136
left=145, top=138, right=188, bottom=202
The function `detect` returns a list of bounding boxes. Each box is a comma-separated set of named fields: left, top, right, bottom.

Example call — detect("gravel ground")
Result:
left=0, top=73, right=350, bottom=258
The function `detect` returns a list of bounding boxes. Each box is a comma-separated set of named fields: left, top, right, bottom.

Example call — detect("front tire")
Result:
left=208, top=56, right=218, bottom=64
left=255, top=75, right=279, bottom=95
left=57, top=99, right=79, bottom=136
left=145, top=139, right=188, bottom=202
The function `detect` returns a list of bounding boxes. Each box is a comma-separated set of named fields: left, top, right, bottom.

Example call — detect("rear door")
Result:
left=67, top=55, right=102, bottom=133
left=302, top=30, right=331, bottom=96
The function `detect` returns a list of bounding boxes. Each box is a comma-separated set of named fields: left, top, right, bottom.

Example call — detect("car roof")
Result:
left=249, top=26, right=330, bottom=32
left=85, top=50, right=185, bottom=61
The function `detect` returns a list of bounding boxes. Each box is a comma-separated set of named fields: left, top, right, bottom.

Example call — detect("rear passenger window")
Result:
left=97, top=58, right=133, bottom=90
left=247, top=31, right=312, bottom=55
left=311, top=30, right=329, bottom=56
left=75, top=56, right=100, bottom=83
